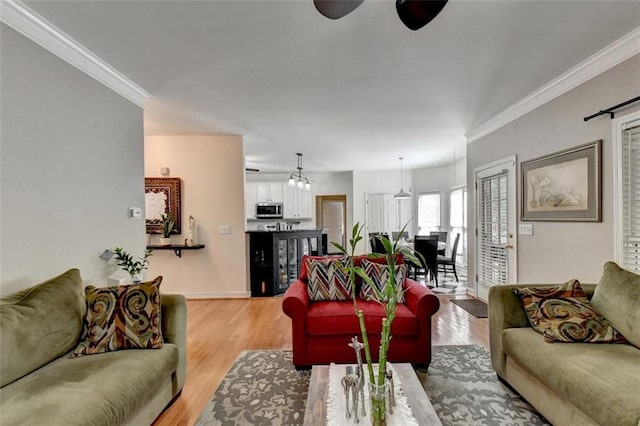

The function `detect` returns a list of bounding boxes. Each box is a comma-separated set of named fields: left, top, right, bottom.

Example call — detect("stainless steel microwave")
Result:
left=256, top=202, right=283, bottom=219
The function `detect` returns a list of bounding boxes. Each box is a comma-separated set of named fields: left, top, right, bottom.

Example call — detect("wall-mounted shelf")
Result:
left=147, top=244, right=205, bottom=258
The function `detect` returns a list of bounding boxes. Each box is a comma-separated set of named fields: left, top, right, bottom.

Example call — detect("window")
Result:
left=417, top=192, right=440, bottom=235
left=449, top=186, right=467, bottom=266
left=616, top=113, right=640, bottom=272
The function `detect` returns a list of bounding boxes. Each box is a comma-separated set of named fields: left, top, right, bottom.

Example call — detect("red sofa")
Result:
left=282, top=255, right=440, bottom=369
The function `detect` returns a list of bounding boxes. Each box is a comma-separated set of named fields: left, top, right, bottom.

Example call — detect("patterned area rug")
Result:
left=195, top=346, right=549, bottom=425
left=450, top=298, right=488, bottom=318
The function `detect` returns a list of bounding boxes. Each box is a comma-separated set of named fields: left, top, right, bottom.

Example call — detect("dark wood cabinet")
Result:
left=247, top=230, right=323, bottom=297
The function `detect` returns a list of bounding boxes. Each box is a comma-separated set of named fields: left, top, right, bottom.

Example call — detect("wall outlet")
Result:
left=519, top=224, right=533, bottom=235
left=219, top=225, right=231, bottom=234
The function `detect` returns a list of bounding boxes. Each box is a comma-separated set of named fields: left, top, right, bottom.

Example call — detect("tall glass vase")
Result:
left=369, top=381, right=388, bottom=426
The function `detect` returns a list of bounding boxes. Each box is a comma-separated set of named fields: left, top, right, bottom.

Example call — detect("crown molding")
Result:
left=0, top=0, right=149, bottom=107
left=466, top=25, right=640, bottom=143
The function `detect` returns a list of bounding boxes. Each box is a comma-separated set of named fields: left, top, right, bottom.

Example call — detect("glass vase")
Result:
left=369, top=381, right=388, bottom=426
left=131, top=273, right=142, bottom=284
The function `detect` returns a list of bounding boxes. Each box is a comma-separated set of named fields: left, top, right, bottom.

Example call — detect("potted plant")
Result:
left=159, top=213, right=175, bottom=246
left=332, top=222, right=421, bottom=425
left=113, top=246, right=153, bottom=284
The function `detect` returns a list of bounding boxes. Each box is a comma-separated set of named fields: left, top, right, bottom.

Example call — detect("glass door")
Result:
left=277, top=239, right=289, bottom=290
left=474, top=156, right=517, bottom=301
left=287, top=238, right=299, bottom=285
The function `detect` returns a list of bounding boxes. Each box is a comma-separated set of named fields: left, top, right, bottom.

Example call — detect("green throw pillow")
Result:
left=591, top=261, right=640, bottom=349
left=72, top=276, right=163, bottom=357
left=513, top=279, right=626, bottom=344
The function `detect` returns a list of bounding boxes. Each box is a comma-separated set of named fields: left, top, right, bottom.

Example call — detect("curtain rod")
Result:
left=583, top=95, right=640, bottom=122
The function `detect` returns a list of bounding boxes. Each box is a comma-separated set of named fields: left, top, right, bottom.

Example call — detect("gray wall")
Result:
left=0, top=24, right=146, bottom=294
left=467, top=54, right=640, bottom=287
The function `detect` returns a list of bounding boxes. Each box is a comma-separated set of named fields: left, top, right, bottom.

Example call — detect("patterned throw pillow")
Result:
left=72, top=276, right=163, bottom=357
left=359, top=259, right=407, bottom=303
left=513, top=279, right=627, bottom=343
left=306, top=258, right=352, bottom=301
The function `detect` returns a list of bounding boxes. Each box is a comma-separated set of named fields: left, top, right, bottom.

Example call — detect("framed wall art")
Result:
left=521, top=140, right=602, bottom=222
left=145, top=177, right=182, bottom=234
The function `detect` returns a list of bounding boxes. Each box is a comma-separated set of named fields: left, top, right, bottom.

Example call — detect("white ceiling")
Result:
left=24, top=0, right=640, bottom=172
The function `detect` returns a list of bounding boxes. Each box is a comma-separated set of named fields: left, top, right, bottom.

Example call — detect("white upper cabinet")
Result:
left=284, top=186, right=313, bottom=219
left=245, top=182, right=258, bottom=218
left=256, top=182, right=283, bottom=203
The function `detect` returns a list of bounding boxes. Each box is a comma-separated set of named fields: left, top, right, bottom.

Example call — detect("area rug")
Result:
left=450, top=298, right=488, bottom=318
left=195, top=346, right=549, bottom=425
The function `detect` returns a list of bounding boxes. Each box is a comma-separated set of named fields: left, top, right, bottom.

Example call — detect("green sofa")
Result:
left=488, top=262, right=640, bottom=426
left=0, top=269, right=187, bottom=426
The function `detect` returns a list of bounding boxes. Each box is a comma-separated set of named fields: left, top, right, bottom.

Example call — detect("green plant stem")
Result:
left=378, top=318, right=390, bottom=385
left=356, top=309, right=376, bottom=385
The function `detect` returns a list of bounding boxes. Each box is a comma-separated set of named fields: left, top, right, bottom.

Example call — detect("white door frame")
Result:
left=474, top=155, right=518, bottom=301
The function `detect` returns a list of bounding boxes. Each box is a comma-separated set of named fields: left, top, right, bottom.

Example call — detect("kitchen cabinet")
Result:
left=248, top=230, right=323, bottom=297
left=245, top=182, right=258, bottom=219
left=256, top=182, right=283, bottom=202
left=284, top=186, right=313, bottom=219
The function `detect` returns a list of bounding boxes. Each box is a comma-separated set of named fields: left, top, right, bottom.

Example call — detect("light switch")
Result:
left=519, top=224, right=533, bottom=235
left=219, top=225, right=231, bottom=234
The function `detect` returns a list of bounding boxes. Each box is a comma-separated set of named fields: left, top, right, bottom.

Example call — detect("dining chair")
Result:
left=437, top=233, right=460, bottom=282
left=430, top=231, right=448, bottom=256
left=412, top=235, right=439, bottom=287
left=391, top=231, right=409, bottom=242
left=369, top=233, right=388, bottom=254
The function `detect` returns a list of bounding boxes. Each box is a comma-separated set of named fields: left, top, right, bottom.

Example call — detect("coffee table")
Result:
left=303, top=363, right=441, bottom=425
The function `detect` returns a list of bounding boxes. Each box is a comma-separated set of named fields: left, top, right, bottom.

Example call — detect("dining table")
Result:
left=397, top=239, right=447, bottom=252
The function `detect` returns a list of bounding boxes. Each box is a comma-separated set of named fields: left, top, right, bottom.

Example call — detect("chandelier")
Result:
left=287, top=153, right=312, bottom=190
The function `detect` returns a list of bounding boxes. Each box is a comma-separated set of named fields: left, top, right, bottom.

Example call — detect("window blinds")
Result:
left=622, top=122, right=640, bottom=272
left=478, top=172, right=508, bottom=287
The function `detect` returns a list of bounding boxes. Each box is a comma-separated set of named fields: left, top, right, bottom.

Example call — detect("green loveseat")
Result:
left=0, top=269, right=187, bottom=426
left=488, top=262, right=640, bottom=426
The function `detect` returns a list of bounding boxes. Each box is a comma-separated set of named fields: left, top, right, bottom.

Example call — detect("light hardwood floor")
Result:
left=153, top=294, right=489, bottom=426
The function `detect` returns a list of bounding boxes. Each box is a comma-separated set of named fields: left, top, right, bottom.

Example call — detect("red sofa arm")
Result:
left=282, top=280, right=309, bottom=319
left=403, top=278, right=439, bottom=316
left=282, top=280, right=311, bottom=367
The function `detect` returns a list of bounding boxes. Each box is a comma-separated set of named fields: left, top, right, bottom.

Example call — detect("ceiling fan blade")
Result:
left=396, top=0, right=448, bottom=31
left=314, top=0, right=364, bottom=20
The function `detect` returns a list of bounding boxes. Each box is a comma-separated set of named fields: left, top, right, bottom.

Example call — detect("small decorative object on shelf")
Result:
left=159, top=213, right=176, bottom=246
left=113, top=246, right=152, bottom=284
left=333, top=222, right=421, bottom=426
left=187, top=215, right=197, bottom=246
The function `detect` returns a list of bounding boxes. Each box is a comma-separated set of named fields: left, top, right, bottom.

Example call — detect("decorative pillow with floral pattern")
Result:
left=72, top=276, right=163, bottom=357
left=513, top=279, right=627, bottom=343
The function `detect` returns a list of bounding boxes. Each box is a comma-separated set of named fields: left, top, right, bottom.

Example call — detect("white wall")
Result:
left=0, top=24, right=146, bottom=295
left=145, top=135, right=247, bottom=297
left=467, top=54, right=640, bottom=286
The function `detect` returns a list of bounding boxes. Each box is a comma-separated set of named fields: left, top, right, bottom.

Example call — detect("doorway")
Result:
left=316, top=195, right=347, bottom=254
left=474, top=156, right=517, bottom=301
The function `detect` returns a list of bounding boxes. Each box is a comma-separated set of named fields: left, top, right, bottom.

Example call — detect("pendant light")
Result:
left=394, top=157, right=411, bottom=199
left=287, top=153, right=312, bottom=191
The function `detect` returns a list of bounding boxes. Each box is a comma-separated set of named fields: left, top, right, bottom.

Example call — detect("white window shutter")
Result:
left=622, top=122, right=640, bottom=272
